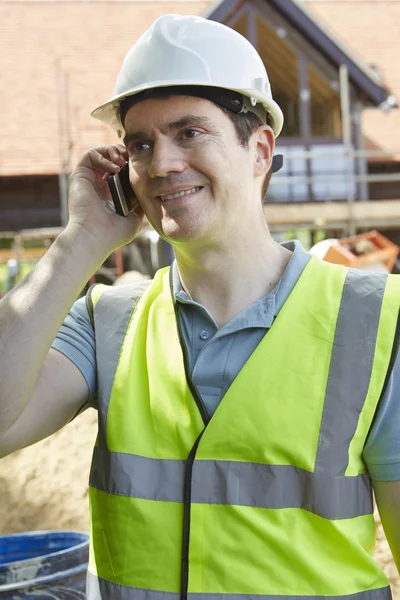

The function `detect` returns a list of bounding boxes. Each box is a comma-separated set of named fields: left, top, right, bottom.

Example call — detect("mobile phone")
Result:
left=108, top=164, right=138, bottom=217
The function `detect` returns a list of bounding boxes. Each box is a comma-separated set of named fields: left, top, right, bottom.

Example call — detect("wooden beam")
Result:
left=0, top=227, right=63, bottom=240
left=0, top=247, right=48, bottom=263
left=264, top=200, right=400, bottom=231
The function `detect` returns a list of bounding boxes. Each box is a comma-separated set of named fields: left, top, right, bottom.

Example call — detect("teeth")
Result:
left=161, top=187, right=201, bottom=201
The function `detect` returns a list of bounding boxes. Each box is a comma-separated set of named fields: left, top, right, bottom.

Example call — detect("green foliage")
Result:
left=0, top=262, right=34, bottom=296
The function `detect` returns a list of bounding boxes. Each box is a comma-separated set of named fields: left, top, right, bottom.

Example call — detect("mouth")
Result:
left=157, top=186, right=204, bottom=201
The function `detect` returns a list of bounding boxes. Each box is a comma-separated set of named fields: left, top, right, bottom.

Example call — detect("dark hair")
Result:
left=120, top=88, right=273, bottom=201
left=216, top=105, right=273, bottom=201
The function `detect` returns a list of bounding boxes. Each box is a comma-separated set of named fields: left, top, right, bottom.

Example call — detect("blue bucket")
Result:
left=0, top=531, right=89, bottom=599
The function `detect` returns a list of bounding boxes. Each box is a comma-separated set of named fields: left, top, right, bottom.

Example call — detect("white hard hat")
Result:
left=91, top=14, right=284, bottom=138
left=309, top=239, right=339, bottom=260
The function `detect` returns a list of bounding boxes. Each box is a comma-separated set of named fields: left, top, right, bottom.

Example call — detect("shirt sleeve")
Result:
left=51, top=295, right=97, bottom=413
left=363, top=351, right=400, bottom=480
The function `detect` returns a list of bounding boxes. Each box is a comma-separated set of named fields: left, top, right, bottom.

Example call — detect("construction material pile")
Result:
left=323, top=230, right=400, bottom=273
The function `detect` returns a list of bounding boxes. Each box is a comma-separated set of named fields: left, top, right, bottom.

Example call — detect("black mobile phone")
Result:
left=108, top=164, right=138, bottom=217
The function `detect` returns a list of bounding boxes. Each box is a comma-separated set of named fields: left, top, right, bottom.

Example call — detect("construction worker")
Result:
left=0, top=14, right=399, bottom=600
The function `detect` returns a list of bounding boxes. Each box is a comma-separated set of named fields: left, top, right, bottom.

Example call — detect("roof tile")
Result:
left=2, top=0, right=399, bottom=175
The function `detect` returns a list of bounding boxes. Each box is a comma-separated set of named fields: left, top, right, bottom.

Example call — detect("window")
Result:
left=232, top=12, right=343, bottom=140
left=308, top=65, right=342, bottom=138
left=255, top=16, right=301, bottom=137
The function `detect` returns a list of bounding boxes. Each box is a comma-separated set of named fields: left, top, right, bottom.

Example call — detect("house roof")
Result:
left=207, top=0, right=396, bottom=108
left=305, top=0, right=400, bottom=160
left=293, top=0, right=393, bottom=106
left=1, top=0, right=399, bottom=177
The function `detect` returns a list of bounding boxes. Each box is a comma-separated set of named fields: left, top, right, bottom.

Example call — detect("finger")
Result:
left=115, top=144, right=129, bottom=158
left=108, top=145, right=128, bottom=167
left=87, top=149, right=121, bottom=174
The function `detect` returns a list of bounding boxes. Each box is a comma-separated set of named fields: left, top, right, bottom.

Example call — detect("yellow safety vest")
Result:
left=85, top=257, right=400, bottom=600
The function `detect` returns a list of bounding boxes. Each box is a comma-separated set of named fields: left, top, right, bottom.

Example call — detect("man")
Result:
left=0, top=14, right=399, bottom=600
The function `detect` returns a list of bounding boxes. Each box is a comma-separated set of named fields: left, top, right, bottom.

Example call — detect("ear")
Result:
left=254, top=126, right=274, bottom=178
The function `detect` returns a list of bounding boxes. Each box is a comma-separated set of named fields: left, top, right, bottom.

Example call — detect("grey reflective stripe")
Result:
left=93, top=281, right=151, bottom=438
left=90, top=446, right=185, bottom=501
left=87, top=572, right=177, bottom=600
left=315, top=269, right=387, bottom=476
left=192, top=458, right=372, bottom=520
left=89, top=447, right=372, bottom=520
left=86, top=572, right=392, bottom=600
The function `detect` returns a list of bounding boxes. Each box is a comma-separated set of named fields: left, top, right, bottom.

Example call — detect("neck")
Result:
left=174, top=227, right=292, bottom=328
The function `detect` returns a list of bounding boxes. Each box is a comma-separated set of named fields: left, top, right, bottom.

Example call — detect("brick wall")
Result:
left=0, top=1, right=209, bottom=177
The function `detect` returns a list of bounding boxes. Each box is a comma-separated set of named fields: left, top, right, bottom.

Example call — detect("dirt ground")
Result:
left=1, top=409, right=399, bottom=596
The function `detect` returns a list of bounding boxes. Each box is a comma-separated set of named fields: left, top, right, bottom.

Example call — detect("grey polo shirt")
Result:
left=52, top=240, right=400, bottom=481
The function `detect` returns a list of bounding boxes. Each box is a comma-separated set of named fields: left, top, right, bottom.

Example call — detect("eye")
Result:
left=181, top=129, right=202, bottom=140
left=130, top=141, right=151, bottom=155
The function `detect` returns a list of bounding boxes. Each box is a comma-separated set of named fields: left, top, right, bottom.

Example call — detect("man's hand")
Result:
left=0, top=145, right=145, bottom=437
left=68, top=144, right=144, bottom=255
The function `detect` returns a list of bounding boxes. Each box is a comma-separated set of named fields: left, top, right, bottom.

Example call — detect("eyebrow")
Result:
left=123, top=115, right=215, bottom=147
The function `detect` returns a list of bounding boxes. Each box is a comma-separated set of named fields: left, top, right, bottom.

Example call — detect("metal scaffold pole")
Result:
left=56, top=59, right=72, bottom=228
left=339, top=64, right=356, bottom=236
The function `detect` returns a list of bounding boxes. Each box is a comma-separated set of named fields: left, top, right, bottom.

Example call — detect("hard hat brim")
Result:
left=91, top=82, right=284, bottom=139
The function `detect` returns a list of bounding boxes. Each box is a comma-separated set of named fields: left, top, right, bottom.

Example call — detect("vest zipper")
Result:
left=176, top=313, right=209, bottom=599
left=169, top=269, right=210, bottom=600
left=181, top=432, right=204, bottom=600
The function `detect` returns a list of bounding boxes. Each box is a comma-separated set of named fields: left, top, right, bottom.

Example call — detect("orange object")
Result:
left=323, top=230, right=399, bottom=272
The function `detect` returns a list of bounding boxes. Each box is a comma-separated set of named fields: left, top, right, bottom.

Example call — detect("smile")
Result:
left=159, top=187, right=203, bottom=201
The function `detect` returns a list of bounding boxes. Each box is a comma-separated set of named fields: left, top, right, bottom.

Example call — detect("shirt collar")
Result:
left=171, top=240, right=312, bottom=329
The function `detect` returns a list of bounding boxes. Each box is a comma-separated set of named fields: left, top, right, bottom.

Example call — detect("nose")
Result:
left=148, top=138, right=186, bottom=179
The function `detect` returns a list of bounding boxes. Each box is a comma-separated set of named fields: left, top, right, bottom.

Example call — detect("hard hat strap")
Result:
left=119, top=85, right=270, bottom=128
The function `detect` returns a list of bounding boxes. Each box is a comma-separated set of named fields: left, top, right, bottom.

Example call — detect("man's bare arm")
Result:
left=0, top=348, right=89, bottom=457
left=0, top=228, right=104, bottom=434
left=0, top=145, right=143, bottom=443
left=373, top=479, right=400, bottom=573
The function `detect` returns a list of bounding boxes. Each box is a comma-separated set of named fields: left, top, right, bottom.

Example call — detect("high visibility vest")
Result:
left=85, top=257, right=400, bottom=600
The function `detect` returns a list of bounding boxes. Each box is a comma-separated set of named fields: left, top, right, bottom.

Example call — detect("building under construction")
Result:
left=1, top=0, right=400, bottom=244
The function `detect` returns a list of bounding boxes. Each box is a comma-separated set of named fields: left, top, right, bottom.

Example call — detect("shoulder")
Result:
left=319, top=261, right=394, bottom=296
left=90, top=278, right=152, bottom=302
left=86, top=278, right=153, bottom=324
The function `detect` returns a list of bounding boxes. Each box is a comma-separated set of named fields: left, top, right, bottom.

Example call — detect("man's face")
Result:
left=123, top=95, right=270, bottom=247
